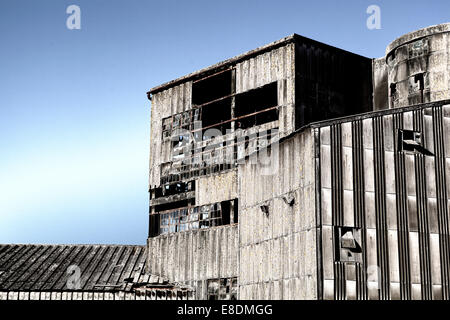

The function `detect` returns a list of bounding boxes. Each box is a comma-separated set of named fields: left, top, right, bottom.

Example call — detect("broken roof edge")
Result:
left=147, top=33, right=371, bottom=96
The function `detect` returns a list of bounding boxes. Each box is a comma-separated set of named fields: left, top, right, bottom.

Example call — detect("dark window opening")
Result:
left=414, top=73, right=424, bottom=90
left=235, top=82, right=278, bottom=129
left=390, top=83, right=397, bottom=97
left=398, top=129, right=433, bottom=156
left=156, top=181, right=194, bottom=197
left=199, top=97, right=232, bottom=133
left=192, top=70, right=232, bottom=106
left=414, top=73, right=425, bottom=103
left=221, top=200, right=231, bottom=225
left=149, top=213, right=161, bottom=238
left=154, top=199, right=189, bottom=213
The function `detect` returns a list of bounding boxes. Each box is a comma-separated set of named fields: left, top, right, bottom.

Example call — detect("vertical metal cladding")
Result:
left=413, top=109, right=433, bottom=299
left=393, top=112, right=412, bottom=299
left=352, top=120, right=368, bottom=299
left=372, top=116, right=390, bottom=299
left=330, top=124, right=344, bottom=300
left=431, top=106, right=450, bottom=299
left=318, top=101, right=450, bottom=300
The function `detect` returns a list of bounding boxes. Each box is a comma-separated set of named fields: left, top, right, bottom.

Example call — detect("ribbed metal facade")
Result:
left=317, top=100, right=450, bottom=300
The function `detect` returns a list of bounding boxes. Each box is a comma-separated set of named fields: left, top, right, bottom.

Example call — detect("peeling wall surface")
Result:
left=316, top=101, right=450, bottom=300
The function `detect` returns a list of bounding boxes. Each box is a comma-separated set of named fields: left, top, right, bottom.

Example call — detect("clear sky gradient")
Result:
left=1, top=0, right=449, bottom=245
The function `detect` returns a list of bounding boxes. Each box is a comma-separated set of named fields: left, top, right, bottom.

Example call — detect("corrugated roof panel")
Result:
left=0, top=244, right=147, bottom=292
left=109, top=246, right=142, bottom=289
left=6, top=245, right=54, bottom=291
left=40, top=245, right=83, bottom=291
left=52, top=245, right=91, bottom=291
left=0, top=245, right=41, bottom=289
left=96, top=245, right=129, bottom=290
left=30, top=245, right=69, bottom=290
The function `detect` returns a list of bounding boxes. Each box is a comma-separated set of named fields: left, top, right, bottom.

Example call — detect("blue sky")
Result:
left=0, top=0, right=449, bottom=245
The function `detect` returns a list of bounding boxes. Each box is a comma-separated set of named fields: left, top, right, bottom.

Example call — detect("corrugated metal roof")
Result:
left=0, top=244, right=149, bottom=292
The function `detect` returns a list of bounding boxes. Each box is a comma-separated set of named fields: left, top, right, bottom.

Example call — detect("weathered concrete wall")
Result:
left=373, top=57, right=389, bottom=111
left=147, top=225, right=238, bottom=300
left=317, top=101, right=450, bottom=300
left=386, top=23, right=450, bottom=108
left=238, top=129, right=317, bottom=299
left=196, top=170, right=238, bottom=206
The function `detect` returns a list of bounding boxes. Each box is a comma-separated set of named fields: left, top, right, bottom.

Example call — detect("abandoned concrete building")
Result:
left=145, top=22, right=450, bottom=300
left=1, top=22, right=450, bottom=300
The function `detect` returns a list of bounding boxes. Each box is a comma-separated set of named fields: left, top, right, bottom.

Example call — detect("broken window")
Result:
left=334, top=226, right=362, bottom=262
left=207, top=277, right=237, bottom=300
left=162, top=116, right=172, bottom=140
left=235, top=82, right=278, bottom=129
left=398, top=129, right=433, bottom=156
left=159, top=76, right=281, bottom=184
left=159, top=181, right=193, bottom=197
left=151, top=199, right=238, bottom=237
